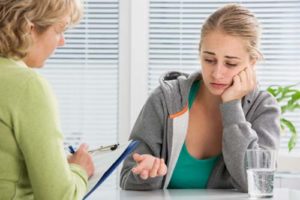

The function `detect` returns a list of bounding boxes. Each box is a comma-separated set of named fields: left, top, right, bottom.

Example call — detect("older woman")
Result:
left=0, top=0, right=94, bottom=199
left=120, top=4, right=280, bottom=192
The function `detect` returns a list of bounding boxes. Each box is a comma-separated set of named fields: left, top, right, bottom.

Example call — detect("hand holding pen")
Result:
left=67, top=143, right=95, bottom=178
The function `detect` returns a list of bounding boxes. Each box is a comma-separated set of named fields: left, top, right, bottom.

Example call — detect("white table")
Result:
left=88, top=188, right=300, bottom=200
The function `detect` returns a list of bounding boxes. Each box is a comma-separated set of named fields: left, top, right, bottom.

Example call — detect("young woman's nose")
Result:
left=212, top=64, right=226, bottom=79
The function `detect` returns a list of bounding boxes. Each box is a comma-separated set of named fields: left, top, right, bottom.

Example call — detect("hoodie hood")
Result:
left=158, top=71, right=200, bottom=115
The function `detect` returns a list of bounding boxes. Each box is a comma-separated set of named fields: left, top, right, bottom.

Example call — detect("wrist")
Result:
left=221, top=95, right=234, bottom=103
left=221, top=94, right=242, bottom=103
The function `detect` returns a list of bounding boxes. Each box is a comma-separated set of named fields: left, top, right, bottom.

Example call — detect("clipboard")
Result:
left=84, top=140, right=140, bottom=199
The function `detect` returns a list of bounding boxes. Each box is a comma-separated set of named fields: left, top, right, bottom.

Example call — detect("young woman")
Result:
left=120, top=4, right=280, bottom=192
left=0, top=0, right=94, bottom=199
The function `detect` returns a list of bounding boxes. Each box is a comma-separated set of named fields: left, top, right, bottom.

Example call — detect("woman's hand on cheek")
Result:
left=221, top=67, right=256, bottom=103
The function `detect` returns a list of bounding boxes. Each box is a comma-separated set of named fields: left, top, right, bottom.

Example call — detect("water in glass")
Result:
left=247, top=168, right=274, bottom=198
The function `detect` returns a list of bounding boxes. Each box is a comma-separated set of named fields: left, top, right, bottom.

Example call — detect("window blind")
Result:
left=38, top=0, right=119, bottom=188
left=149, top=0, right=300, bottom=154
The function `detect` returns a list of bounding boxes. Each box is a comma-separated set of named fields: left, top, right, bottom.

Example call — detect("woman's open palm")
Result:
left=131, top=153, right=167, bottom=180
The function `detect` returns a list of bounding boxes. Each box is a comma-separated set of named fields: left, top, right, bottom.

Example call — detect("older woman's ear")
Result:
left=27, top=22, right=35, bottom=36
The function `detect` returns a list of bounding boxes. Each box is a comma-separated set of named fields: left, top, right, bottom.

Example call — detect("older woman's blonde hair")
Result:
left=0, top=0, right=83, bottom=60
left=199, top=4, right=263, bottom=61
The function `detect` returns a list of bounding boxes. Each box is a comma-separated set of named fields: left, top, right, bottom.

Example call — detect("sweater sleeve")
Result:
left=13, top=73, right=88, bottom=200
left=220, top=92, right=281, bottom=192
left=120, top=87, right=167, bottom=190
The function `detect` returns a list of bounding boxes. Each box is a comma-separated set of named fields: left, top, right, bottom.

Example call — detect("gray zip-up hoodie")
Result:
left=120, top=71, right=280, bottom=192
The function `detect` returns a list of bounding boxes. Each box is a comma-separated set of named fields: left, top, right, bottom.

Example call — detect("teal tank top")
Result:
left=168, top=80, right=219, bottom=189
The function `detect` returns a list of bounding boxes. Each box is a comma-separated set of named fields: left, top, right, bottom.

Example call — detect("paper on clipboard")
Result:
left=84, top=140, right=140, bottom=199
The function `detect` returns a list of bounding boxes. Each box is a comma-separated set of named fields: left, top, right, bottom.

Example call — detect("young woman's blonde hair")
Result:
left=0, top=0, right=83, bottom=60
left=199, top=4, right=263, bottom=61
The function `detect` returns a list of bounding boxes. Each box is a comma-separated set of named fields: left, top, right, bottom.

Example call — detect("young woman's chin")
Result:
left=207, top=86, right=227, bottom=96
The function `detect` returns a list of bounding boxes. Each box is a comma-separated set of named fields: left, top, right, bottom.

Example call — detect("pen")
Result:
left=68, top=145, right=76, bottom=154
left=68, top=144, right=119, bottom=154
left=88, top=143, right=119, bottom=154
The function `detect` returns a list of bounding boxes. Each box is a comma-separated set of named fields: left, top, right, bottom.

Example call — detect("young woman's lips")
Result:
left=210, top=83, right=228, bottom=89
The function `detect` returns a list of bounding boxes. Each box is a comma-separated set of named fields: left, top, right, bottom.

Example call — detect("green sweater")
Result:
left=0, top=57, right=88, bottom=200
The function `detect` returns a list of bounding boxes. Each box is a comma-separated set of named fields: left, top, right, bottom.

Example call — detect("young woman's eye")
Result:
left=226, top=63, right=238, bottom=67
left=204, top=59, right=215, bottom=64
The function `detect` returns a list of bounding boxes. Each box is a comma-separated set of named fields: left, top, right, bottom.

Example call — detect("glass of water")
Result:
left=246, top=149, right=277, bottom=198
